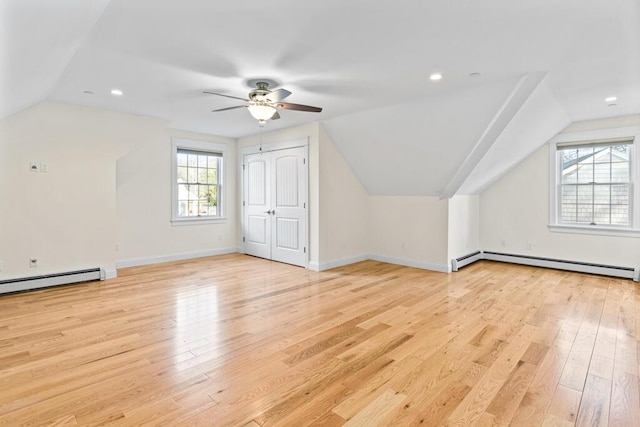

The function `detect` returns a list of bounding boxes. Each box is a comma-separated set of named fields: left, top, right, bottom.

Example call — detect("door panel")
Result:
left=271, top=148, right=306, bottom=266
left=243, top=153, right=271, bottom=260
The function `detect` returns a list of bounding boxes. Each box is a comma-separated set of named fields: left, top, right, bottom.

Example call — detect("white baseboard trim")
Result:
left=116, top=247, right=238, bottom=269
left=308, top=254, right=369, bottom=272
left=103, top=268, right=118, bottom=280
left=367, top=254, right=451, bottom=273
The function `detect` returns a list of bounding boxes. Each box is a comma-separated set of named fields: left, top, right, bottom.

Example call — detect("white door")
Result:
left=243, top=146, right=307, bottom=267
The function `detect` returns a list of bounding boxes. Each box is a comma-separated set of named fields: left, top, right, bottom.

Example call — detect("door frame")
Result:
left=240, top=137, right=309, bottom=268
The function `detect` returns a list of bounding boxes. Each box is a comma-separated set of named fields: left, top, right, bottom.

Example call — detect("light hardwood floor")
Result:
left=0, top=254, right=638, bottom=426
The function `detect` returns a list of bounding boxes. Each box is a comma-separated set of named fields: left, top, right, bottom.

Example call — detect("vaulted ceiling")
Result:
left=2, top=0, right=639, bottom=196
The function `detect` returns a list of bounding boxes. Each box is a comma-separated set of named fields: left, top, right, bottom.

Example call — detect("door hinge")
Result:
left=243, top=201, right=245, bottom=206
left=242, top=164, right=245, bottom=170
left=304, top=247, right=306, bottom=253
left=243, top=236, right=245, bottom=242
left=303, top=158, right=306, bottom=165
left=303, top=202, right=306, bottom=208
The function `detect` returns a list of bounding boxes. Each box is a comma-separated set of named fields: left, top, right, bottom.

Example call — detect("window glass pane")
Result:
left=187, top=154, right=197, bottom=167
left=561, top=185, right=577, bottom=203
left=611, top=184, right=629, bottom=204
left=208, top=156, right=219, bottom=169
left=576, top=205, right=593, bottom=223
left=576, top=164, right=593, bottom=184
left=593, top=162, right=610, bottom=183
left=187, top=167, right=197, bottom=183
left=611, top=145, right=629, bottom=162
left=611, top=162, right=629, bottom=183
left=593, top=205, right=611, bottom=224
left=611, top=205, right=629, bottom=225
left=577, top=185, right=593, bottom=204
left=177, top=166, right=188, bottom=182
left=562, top=170, right=577, bottom=184
left=187, top=200, right=197, bottom=216
left=198, top=168, right=208, bottom=184
left=561, top=205, right=576, bottom=222
left=207, top=169, right=218, bottom=184
left=593, top=185, right=610, bottom=204
left=177, top=153, right=188, bottom=166
left=198, top=155, right=208, bottom=168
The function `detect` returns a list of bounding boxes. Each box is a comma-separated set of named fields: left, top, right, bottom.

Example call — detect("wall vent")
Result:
left=451, top=251, right=639, bottom=282
left=0, top=268, right=103, bottom=294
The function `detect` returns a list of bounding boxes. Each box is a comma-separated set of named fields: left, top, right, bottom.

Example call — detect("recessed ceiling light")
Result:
left=605, top=96, right=617, bottom=102
left=469, top=72, right=481, bottom=78
left=608, top=103, right=618, bottom=107
left=429, top=73, right=443, bottom=81
left=83, top=90, right=94, bottom=95
left=111, top=89, right=123, bottom=96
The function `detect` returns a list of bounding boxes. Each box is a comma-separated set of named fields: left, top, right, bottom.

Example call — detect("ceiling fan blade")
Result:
left=275, top=102, right=322, bottom=113
left=212, top=105, right=247, bottom=112
left=203, top=91, right=249, bottom=102
left=265, top=88, right=291, bottom=103
left=271, top=111, right=281, bottom=120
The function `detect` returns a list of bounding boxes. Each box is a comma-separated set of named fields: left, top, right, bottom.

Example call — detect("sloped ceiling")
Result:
left=2, top=0, right=639, bottom=196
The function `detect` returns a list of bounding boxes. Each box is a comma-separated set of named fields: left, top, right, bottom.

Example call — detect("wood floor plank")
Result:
left=0, top=255, right=638, bottom=426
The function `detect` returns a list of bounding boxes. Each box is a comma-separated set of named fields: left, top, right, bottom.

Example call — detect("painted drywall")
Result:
left=237, top=122, right=321, bottom=266
left=369, top=196, right=449, bottom=272
left=0, top=102, right=165, bottom=279
left=457, top=79, right=571, bottom=194
left=0, top=101, right=240, bottom=281
left=480, top=138, right=640, bottom=268
left=317, top=124, right=369, bottom=269
left=115, top=128, right=237, bottom=267
left=448, top=195, right=480, bottom=262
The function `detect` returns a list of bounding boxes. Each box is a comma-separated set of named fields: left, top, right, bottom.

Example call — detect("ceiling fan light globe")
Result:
left=248, top=104, right=277, bottom=122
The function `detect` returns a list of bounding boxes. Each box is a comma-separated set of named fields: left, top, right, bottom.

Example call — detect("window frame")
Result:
left=171, top=138, right=226, bottom=225
left=548, top=126, right=640, bottom=237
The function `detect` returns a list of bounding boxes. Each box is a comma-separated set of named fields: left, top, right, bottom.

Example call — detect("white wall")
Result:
left=448, top=195, right=480, bottom=262
left=480, top=124, right=640, bottom=267
left=316, top=124, right=369, bottom=269
left=0, top=101, right=239, bottom=280
left=115, top=129, right=237, bottom=267
left=369, top=196, right=449, bottom=272
left=0, top=102, right=162, bottom=279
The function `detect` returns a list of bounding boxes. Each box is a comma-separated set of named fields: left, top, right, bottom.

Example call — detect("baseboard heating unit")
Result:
left=0, top=268, right=104, bottom=295
left=451, top=251, right=639, bottom=282
left=451, top=251, right=483, bottom=272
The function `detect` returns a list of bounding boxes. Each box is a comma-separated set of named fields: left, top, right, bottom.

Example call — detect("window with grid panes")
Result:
left=557, top=140, right=632, bottom=227
left=171, top=139, right=225, bottom=223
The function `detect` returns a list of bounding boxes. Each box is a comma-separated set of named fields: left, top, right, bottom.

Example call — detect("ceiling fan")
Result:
left=204, top=81, right=322, bottom=125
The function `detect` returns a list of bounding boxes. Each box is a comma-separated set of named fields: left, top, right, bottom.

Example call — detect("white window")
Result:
left=550, top=130, right=639, bottom=236
left=171, top=138, right=226, bottom=223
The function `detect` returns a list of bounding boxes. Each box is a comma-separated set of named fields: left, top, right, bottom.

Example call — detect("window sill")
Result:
left=548, top=224, right=640, bottom=238
left=171, top=217, right=227, bottom=226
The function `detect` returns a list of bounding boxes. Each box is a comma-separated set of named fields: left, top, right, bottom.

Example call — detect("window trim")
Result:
left=171, top=138, right=226, bottom=225
left=548, top=125, right=640, bottom=237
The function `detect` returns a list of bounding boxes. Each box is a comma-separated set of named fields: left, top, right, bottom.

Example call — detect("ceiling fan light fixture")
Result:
left=248, top=104, right=277, bottom=122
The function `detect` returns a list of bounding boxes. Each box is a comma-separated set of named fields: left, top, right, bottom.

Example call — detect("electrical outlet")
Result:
left=40, top=162, right=49, bottom=172
left=500, top=240, right=506, bottom=247
left=30, top=162, right=39, bottom=172
left=29, top=258, right=38, bottom=268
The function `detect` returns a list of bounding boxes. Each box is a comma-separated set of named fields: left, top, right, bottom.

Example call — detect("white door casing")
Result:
left=242, top=144, right=307, bottom=267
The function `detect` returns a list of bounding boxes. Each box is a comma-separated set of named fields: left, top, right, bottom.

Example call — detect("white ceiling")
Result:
left=2, top=0, right=639, bottom=196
